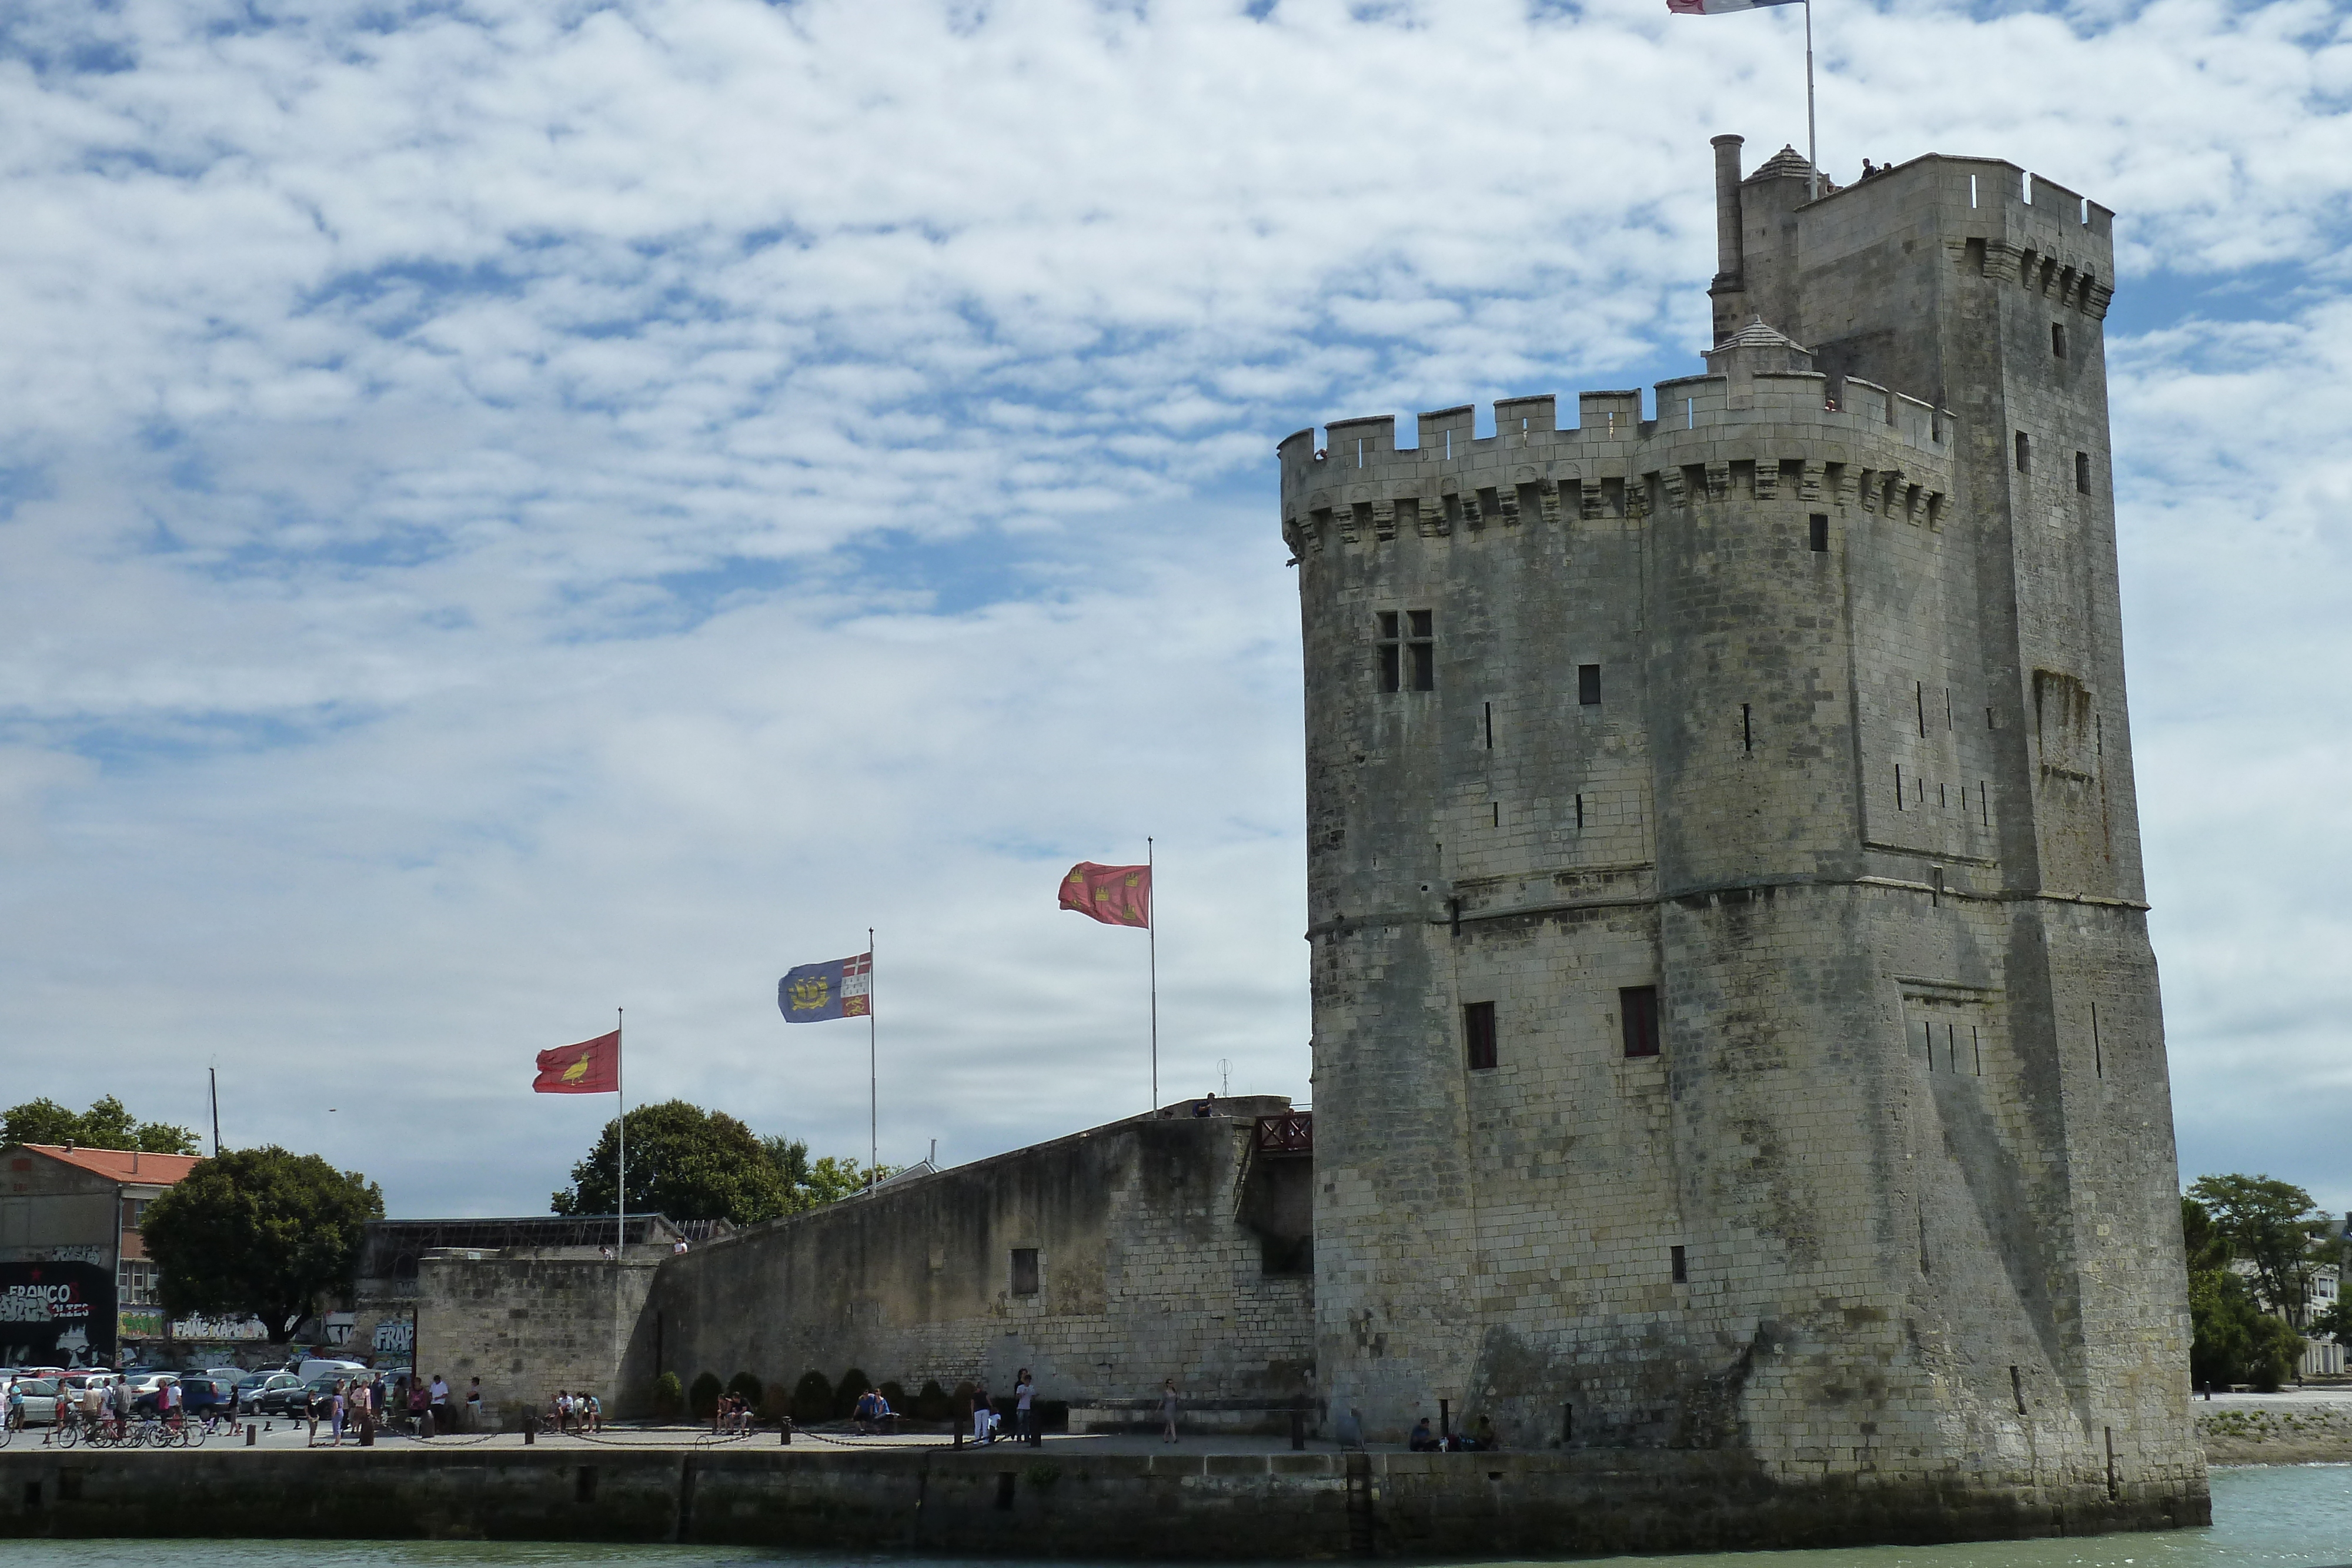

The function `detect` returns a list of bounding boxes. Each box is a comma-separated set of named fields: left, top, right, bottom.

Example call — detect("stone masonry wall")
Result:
left=625, top=1102, right=1314, bottom=1425
left=417, top=1252, right=662, bottom=1426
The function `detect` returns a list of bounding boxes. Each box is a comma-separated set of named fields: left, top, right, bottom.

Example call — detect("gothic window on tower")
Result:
left=1376, top=611, right=1435, bottom=693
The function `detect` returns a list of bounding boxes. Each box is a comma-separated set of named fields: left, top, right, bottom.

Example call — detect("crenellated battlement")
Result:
left=1278, top=369, right=1953, bottom=558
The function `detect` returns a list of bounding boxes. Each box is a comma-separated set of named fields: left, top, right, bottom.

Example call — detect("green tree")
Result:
left=2187, top=1174, right=2334, bottom=1322
left=141, top=1146, right=382, bottom=1341
left=550, top=1102, right=890, bottom=1225
left=4, top=1095, right=199, bottom=1155
left=552, top=1101, right=791, bottom=1226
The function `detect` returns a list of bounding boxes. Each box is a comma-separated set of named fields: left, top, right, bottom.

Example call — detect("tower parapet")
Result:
left=1283, top=139, right=2202, bottom=1547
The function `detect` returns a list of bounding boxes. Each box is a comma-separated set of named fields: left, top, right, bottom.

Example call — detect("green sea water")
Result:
left=8, top=1465, right=2347, bottom=1568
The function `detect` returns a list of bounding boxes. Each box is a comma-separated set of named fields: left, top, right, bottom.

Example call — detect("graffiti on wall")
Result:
left=0, top=1261, right=116, bottom=1368
left=372, top=1318, right=414, bottom=1353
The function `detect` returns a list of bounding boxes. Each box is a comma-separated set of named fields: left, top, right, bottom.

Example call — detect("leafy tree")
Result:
left=552, top=1101, right=790, bottom=1225
left=650, top=1372, right=684, bottom=1420
left=550, top=1101, right=891, bottom=1225
left=4, top=1095, right=199, bottom=1155
left=2186, top=1174, right=2335, bottom=1322
left=141, top=1146, right=382, bottom=1342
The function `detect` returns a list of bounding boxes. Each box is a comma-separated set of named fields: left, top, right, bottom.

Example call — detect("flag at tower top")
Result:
left=1666, top=0, right=1799, bottom=12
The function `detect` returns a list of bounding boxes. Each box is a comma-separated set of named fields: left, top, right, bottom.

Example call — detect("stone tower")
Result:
left=1278, top=139, right=2206, bottom=1536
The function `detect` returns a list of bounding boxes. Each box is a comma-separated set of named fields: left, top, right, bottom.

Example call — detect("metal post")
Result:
left=868, top=928, right=877, bottom=1183
left=616, top=1007, right=626, bottom=1262
left=1147, top=837, right=1158, bottom=1111
left=1805, top=0, right=1820, bottom=200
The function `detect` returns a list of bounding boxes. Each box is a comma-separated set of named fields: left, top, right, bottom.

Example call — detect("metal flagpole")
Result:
left=616, top=1007, right=626, bottom=1263
left=1805, top=0, right=1820, bottom=200
left=867, top=927, right=878, bottom=1188
left=1147, top=837, right=1158, bottom=1112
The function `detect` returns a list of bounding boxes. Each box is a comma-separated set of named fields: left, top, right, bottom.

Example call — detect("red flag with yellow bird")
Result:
left=533, top=1029, right=620, bottom=1094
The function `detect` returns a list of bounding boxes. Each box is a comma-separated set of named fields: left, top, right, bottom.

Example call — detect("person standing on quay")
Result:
left=1160, top=1378, right=1180, bottom=1445
left=467, top=1377, right=484, bottom=1432
left=1014, top=1370, right=1035, bottom=1446
left=428, top=1372, right=451, bottom=1436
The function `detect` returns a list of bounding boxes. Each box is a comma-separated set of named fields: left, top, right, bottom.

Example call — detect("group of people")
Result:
left=547, top=1388, right=603, bottom=1433
left=709, top=1392, right=752, bottom=1433
left=963, top=1370, right=1043, bottom=1446
left=1406, top=1413, right=1499, bottom=1453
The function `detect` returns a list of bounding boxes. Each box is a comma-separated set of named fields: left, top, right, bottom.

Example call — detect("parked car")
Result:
left=248, top=1373, right=315, bottom=1417
left=169, top=1376, right=238, bottom=1417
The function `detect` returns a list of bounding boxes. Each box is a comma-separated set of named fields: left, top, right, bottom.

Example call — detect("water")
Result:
left=8, top=1465, right=2347, bottom=1568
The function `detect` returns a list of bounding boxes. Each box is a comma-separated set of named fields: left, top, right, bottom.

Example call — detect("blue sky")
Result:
left=2, top=0, right=2348, bottom=1218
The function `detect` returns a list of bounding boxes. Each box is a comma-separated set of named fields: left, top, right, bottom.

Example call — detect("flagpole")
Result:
left=867, top=927, right=878, bottom=1188
left=1805, top=0, right=1819, bottom=200
left=616, top=1007, right=626, bottom=1264
left=1147, top=837, right=1158, bottom=1112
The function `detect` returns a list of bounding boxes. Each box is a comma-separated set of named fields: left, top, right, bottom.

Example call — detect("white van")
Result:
left=296, top=1358, right=368, bottom=1383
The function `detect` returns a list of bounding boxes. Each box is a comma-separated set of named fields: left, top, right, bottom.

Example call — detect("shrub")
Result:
left=689, top=1370, right=723, bottom=1421
left=651, top=1372, right=684, bottom=1421
left=790, top=1369, right=834, bottom=1424
left=878, top=1380, right=909, bottom=1417
left=949, top=1380, right=977, bottom=1422
left=913, top=1379, right=950, bottom=1422
left=724, top=1372, right=763, bottom=1410
left=758, top=1380, right=793, bottom=1422
left=834, top=1367, right=871, bottom=1419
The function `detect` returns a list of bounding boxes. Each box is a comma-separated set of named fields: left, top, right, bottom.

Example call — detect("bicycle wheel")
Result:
left=55, top=1419, right=79, bottom=1449
left=181, top=1418, right=205, bottom=1448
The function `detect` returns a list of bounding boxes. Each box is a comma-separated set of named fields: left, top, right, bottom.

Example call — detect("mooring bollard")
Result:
left=246, top=1423, right=257, bottom=1447
left=1291, top=1410, right=1306, bottom=1451
left=780, top=1417, right=793, bottom=1446
left=360, top=1422, right=375, bottom=1447
left=523, top=1426, right=534, bottom=1445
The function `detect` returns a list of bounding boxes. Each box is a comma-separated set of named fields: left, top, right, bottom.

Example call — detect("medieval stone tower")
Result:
left=1279, top=138, right=2206, bottom=1533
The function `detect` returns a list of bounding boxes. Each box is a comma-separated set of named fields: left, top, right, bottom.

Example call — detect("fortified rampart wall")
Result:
left=624, top=1101, right=1314, bottom=1430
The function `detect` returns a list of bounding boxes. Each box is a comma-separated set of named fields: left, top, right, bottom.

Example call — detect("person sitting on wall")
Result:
left=854, top=1385, right=893, bottom=1436
left=583, top=1392, right=602, bottom=1433
left=1472, top=1413, right=1498, bottom=1452
left=1408, top=1417, right=1439, bottom=1452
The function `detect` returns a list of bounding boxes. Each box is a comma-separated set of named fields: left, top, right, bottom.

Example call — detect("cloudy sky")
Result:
left=2, top=0, right=2347, bottom=1221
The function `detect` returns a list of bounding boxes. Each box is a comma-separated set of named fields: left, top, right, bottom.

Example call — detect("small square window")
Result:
left=1620, top=985, right=1661, bottom=1058
left=2075, top=451, right=2090, bottom=494
left=2052, top=323, right=2067, bottom=358
left=1578, top=664, right=1602, bottom=706
left=1464, top=1001, right=1498, bottom=1071
left=1671, top=1245, right=1688, bottom=1284
left=1377, top=611, right=1398, bottom=640
left=1407, top=610, right=1432, bottom=640
left=1408, top=643, right=1434, bottom=691
left=1010, top=1248, right=1039, bottom=1296
left=2015, top=432, right=2031, bottom=473
left=1808, top=514, right=1829, bottom=552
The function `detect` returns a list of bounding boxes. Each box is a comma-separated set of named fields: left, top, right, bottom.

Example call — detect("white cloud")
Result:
left=0, top=0, right=2347, bottom=1213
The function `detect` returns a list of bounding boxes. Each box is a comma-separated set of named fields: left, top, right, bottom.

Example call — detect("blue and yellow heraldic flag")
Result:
left=777, top=952, right=872, bottom=1023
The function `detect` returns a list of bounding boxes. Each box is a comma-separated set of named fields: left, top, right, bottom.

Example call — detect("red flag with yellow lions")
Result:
left=1060, top=861, right=1152, bottom=928
left=533, top=1030, right=620, bottom=1094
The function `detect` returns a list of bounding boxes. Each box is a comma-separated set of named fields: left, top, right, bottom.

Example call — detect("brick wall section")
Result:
left=1277, top=142, right=2203, bottom=1527
left=623, top=1104, right=1314, bottom=1422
